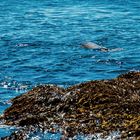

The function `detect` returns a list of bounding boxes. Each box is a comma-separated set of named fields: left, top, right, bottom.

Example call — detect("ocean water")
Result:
left=0, top=0, right=140, bottom=138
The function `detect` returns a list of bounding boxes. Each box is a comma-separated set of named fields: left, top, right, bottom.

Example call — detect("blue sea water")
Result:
left=0, top=0, right=140, bottom=138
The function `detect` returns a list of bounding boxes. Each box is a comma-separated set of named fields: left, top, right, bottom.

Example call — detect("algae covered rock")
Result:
left=4, top=85, right=65, bottom=126
left=1, top=72, right=140, bottom=139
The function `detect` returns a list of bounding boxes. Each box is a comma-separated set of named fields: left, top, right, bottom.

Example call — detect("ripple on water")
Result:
left=0, top=125, right=17, bottom=138
left=25, top=130, right=121, bottom=140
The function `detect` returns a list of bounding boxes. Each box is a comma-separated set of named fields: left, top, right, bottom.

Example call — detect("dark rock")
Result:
left=1, top=72, right=140, bottom=139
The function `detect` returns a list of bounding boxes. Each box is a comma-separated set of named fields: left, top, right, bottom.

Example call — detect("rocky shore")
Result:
left=1, top=72, right=140, bottom=139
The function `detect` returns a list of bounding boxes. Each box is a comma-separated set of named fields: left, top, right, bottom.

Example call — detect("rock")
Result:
left=1, top=72, right=140, bottom=139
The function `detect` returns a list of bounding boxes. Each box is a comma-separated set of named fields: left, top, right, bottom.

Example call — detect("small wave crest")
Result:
left=23, top=129, right=121, bottom=140
left=0, top=125, right=17, bottom=138
left=0, top=77, right=31, bottom=93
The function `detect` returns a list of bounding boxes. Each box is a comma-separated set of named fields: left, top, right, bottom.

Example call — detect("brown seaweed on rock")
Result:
left=1, top=72, right=140, bottom=139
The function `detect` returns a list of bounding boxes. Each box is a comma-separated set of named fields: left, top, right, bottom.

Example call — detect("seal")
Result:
left=81, top=42, right=108, bottom=52
left=81, top=42, right=123, bottom=52
left=82, top=42, right=101, bottom=49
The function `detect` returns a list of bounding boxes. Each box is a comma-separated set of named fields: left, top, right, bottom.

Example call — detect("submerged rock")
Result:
left=1, top=72, right=140, bottom=139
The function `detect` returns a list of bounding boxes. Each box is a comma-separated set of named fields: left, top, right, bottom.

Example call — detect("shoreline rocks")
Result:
left=1, top=72, right=140, bottom=139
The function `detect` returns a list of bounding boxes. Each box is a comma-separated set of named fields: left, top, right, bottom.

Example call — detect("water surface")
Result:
left=0, top=0, right=140, bottom=138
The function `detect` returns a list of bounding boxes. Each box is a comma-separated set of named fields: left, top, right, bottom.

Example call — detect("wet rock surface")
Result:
left=1, top=72, right=140, bottom=139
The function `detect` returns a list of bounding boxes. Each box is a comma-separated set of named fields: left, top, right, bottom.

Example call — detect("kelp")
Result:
left=1, top=72, right=140, bottom=139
